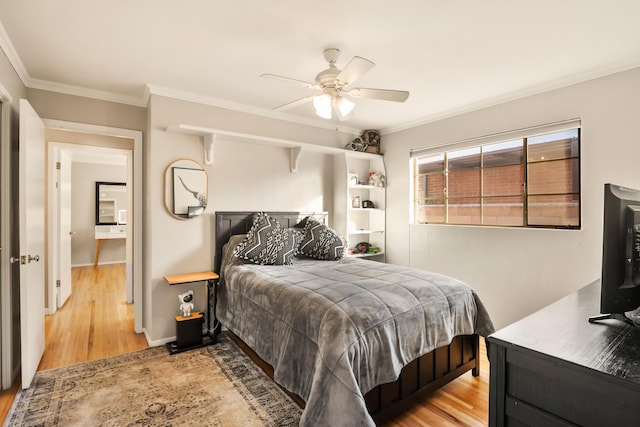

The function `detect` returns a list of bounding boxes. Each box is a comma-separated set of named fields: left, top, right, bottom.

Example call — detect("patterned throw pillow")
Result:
left=299, top=219, right=345, bottom=260
left=234, top=213, right=301, bottom=265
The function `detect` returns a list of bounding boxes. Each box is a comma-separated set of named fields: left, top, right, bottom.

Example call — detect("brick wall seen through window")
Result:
left=412, top=128, right=580, bottom=228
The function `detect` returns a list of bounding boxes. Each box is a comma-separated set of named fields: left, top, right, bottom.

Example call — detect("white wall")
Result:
left=384, top=67, right=640, bottom=329
left=144, top=95, right=356, bottom=342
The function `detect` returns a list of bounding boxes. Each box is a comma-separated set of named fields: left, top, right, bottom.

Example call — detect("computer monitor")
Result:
left=589, top=183, right=640, bottom=326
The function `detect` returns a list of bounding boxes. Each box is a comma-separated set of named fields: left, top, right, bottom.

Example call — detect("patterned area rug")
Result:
left=6, top=334, right=301, bottom=426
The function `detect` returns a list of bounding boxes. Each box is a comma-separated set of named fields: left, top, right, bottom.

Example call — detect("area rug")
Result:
left=6, top=334, right=301, bottom=426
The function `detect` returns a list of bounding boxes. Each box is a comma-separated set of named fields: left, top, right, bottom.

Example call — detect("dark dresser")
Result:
left=488, top=280, right=640, bottom=426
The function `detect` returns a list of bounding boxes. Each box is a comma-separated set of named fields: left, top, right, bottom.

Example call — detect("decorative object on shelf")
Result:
left=362, top=200, right=375, bottom=209
left=348, top=173, right=359, bottom=186
left=164, top=159, right=208, bottom=220
left=351, top=195, right=361, bottom=208
left=369, top=171, right=386, bottom=187
left=178, top=290, right=194, bottom=317
left=355, top=241, right=371, bottom=254
left=361, top=130, right=381, bottom=154
left=345, top=137, right=368, bottom=152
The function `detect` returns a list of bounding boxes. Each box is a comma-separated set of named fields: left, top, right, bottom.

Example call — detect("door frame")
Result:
left=0, top=85, right=14, bottom=388
left=47, top=143, right=133, bottom=313
left=44, top=120, right=142, bottom=333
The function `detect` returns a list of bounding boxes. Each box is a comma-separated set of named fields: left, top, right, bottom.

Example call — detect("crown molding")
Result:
left=383, top=58, right=640, bottom=135
left=0, top=20, right=359, bottom=133
left=28, top=78, right=148, bottom=107
left=0, top=19, right=29, bottom=85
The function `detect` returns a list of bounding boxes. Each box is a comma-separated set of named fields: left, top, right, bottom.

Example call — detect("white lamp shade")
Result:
left=313, top=94, right=332, bottom=119
left=335, top=97, right=355, bottom=118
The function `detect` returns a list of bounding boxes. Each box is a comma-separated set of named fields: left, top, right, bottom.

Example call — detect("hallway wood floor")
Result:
left=0, top=263, right=148, bottom=422
left=0, top=264, right=490, bottom=426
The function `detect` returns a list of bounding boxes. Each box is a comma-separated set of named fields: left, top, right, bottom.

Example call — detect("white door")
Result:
left=18, top=99, right=45, bottom=389
left=57, top=150, right=72, bottom=307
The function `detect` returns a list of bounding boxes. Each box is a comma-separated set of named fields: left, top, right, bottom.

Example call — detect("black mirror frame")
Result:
left=95, top=181, right=126, bottom=225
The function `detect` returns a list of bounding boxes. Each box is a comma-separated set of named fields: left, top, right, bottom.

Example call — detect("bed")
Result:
left=214, top=211, right=494, bottom=427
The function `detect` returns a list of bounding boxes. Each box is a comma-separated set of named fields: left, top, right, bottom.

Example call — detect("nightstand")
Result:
left=163, top=271, right=219, bottom=354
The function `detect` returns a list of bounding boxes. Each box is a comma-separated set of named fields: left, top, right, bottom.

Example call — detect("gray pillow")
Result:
left=299, top=219, right=345, bottom=260
left=234, top=213, right=301, bottom=265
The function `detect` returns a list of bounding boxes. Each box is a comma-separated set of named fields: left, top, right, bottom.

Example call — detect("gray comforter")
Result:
left=217, top=235, right=494, bottom=427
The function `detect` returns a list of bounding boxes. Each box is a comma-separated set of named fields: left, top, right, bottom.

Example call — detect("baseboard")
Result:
left=142, top=326, right=220, bottom=348
left=143, top=328, right=176, bottom=347
left=71, top=261, right=126, bottom=268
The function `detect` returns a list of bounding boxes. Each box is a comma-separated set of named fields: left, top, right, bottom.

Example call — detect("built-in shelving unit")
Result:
left=334, top=152, right=386, bottom=261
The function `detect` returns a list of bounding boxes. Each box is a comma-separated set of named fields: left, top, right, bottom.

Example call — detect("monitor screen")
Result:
left=590, top=183, right=640, bottom=326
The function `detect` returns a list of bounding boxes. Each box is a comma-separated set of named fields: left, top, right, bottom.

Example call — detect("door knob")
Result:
left=69, top=231, right=76, bottom=235
left=10, top=256, right=25, bottom=264
left=28, top=254, right=40, bottom=263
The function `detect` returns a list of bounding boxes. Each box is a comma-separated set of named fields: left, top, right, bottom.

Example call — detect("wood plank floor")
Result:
left=0, top=264, right=148, bottom=422
left=0, top=264, right=490, bottom=426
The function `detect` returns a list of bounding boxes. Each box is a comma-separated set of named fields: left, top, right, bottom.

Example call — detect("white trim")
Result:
left=71, top=261, right=126, bottom=268
left=410, top=118, right=582, bottom=158
left=0, top=21, right=29, bottom=86
left=143, top=328, right=173, bottom=347
left=29, top=78, right=147, bottom=107
left=43, top=119, right=143, bottom=333
left=383, top=58, right=640, bottom=135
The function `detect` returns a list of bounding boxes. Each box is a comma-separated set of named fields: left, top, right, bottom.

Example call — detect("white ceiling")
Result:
left=1, top=1, right=639, bottom=133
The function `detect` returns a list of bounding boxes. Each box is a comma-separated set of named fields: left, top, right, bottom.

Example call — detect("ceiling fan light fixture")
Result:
left=313, top=94, right=333, bottom=119
left=334, top=96, right=355, bottom=118
left=262, top=47, right=410, bottom=121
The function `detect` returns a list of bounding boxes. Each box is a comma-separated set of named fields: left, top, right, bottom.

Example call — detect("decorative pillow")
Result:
left=294, top=216, right=310, bottom=229
left=299, top=219, right=345, bottom=260
left=234, top=213, right=302, bottom=265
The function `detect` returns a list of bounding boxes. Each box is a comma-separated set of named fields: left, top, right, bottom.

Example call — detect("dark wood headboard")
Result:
left=214, top=211, right=328, bottom=273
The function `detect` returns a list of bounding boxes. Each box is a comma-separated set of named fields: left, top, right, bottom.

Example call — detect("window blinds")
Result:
left=410, top=118, right=582, bottom=158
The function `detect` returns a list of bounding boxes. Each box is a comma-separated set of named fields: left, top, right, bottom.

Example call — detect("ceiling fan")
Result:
left=261, top=48, right=409, bottom=121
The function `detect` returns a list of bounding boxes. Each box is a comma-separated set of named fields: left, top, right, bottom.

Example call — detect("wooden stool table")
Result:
left=163, top=271, right=219, bottom=354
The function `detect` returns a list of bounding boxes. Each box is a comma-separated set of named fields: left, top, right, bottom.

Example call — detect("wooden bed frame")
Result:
left=214, top=211, right=480, bottom=416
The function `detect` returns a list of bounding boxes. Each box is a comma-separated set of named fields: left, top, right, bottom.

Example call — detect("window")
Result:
left=411, top=127, right=580, bottom=228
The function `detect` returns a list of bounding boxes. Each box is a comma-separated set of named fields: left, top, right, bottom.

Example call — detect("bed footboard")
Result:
left=366, top=334, right=480, bottom=415
left=227, top=331, right=480, bottom=416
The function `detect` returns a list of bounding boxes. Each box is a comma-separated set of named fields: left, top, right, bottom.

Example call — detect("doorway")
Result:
left=47, top=143, right=132, bottom=313
left=43, top=119, right=143, bottom=334
left=41, top=124, right=144, bottom=369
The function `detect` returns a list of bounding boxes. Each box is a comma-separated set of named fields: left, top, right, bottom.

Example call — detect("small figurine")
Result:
left=369, top=171, right=386, bottom=187
left=178, top=290, right=194, bottom=317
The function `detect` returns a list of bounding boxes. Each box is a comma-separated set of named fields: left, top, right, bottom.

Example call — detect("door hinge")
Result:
left=56, top=161, right=61, bottom=170
left=56, top=279, right=61, bottom=288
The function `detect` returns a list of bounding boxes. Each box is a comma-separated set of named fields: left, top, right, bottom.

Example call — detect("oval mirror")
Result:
left=164, top=159, right=208, bottom=219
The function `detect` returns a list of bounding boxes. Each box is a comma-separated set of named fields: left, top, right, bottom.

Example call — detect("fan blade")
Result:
left=260, top=73, right=320, bottom=90
left=336, top=56, right=375, bottom=86
left=273, top=96, right=314, bottom=111
left=348, top=87, right=409, bottom=102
